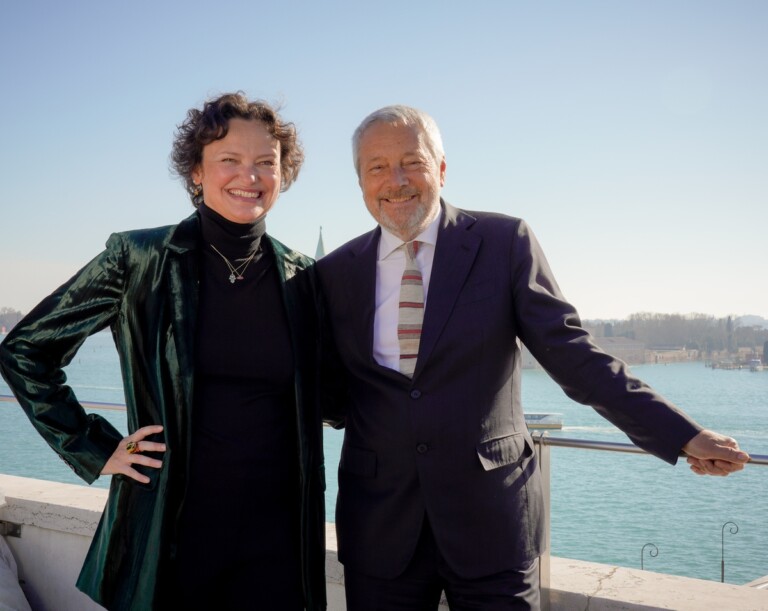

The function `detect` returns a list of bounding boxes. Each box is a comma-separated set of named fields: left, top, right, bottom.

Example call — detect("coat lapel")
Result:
left=165, top=213, right=200, bottom=413
left=267, top=235, right=305, bottom=359
left=415, top=202, right=481, bottom=377
left=269, top=235, right=297, bottom=308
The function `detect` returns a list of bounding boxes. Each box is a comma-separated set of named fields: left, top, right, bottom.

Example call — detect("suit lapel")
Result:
left=415, top=203, right=481, bottom=377
left=345, top=228, right=380, bottom=366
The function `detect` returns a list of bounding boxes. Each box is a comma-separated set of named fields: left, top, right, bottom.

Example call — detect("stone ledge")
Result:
left=549, top=556, right=768, bottom=610
left=325, top=523, right=343, bottom=586
left=0, top=474, right=106, bottom=537
left=745, top=574, right=768, bottom=590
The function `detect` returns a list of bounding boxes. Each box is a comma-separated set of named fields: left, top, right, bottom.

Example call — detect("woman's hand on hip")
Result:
left=101, top=425, right=166, bottom=483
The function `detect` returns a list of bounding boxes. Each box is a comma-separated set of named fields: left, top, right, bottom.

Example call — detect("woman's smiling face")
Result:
left=192, top=118, right=281, bottom=224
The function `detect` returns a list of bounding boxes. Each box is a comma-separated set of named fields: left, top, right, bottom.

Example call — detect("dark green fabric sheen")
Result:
left=0, top=212, right=328, bottom=610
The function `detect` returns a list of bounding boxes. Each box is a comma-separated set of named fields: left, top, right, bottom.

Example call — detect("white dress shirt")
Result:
left=373, top=211, right=442, bottom=371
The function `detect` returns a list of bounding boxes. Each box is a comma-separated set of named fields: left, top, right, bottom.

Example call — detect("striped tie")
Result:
left=398, top=241, right=424, bottom=377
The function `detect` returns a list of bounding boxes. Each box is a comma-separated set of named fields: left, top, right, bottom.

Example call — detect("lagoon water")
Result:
left=1, top=331, right=766, bottom=585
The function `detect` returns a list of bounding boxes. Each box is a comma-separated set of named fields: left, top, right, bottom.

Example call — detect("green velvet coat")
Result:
left=0, top=213, right=328, bottom=610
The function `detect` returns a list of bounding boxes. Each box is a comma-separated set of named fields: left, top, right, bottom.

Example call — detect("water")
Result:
left=1, top=331, right=766, bottom=585
left=527, top=363, right=768, bottom=586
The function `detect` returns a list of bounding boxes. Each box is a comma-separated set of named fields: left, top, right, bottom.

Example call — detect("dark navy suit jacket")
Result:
left=317, top=201, right=701, bottom=579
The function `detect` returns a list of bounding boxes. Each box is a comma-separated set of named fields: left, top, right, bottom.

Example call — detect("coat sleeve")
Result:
left=509, top=220, right=702, bottom=464
left=0, top=233, right=127, bottom=484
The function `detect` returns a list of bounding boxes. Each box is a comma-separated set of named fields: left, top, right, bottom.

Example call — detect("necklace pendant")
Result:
left=229, top=273, right=236, bottom=284
left=237, top=275, right=244, bottom=280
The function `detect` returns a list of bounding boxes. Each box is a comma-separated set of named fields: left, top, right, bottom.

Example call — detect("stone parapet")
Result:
left=1, top=475, right=766, bottom=610
left=549, top=557, right=768, bottom=610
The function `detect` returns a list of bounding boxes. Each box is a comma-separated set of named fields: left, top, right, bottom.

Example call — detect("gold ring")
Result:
left=126, top=441, right=140, bottom=454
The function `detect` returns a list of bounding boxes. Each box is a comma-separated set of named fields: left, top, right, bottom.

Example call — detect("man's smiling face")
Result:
left=357, top=121, right=445, bottom=241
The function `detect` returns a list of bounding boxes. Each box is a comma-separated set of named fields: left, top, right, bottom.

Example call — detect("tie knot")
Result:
left=404, top=240, right=420, bottom=262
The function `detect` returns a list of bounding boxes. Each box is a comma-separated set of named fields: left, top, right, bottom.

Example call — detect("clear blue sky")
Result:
left=1, top=0, right=766, bottom=319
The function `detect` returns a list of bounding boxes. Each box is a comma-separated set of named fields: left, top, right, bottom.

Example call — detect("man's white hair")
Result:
left=352, top=105, right=445, bottom=177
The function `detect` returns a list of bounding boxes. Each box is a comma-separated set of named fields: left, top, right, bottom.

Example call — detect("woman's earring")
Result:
left=193, top=183, right=202, bottom=197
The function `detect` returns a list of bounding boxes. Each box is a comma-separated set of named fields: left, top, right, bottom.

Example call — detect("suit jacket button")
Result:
left=410, top=389, right=422, bottom=399
left=416, top=443, right=429, bottom=454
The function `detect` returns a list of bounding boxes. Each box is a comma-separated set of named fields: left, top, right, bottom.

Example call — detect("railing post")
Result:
left=532, top=431, right=551, bottom=611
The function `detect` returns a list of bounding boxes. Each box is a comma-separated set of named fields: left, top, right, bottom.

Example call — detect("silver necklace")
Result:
left=209, top=244, right=258, bottom=284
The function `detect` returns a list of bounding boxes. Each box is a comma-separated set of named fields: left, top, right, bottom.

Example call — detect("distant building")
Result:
left=522, top=336, right=648, bottom=369
left=523, top=337, right=708, bottom=367
left=647, top=347, right=699, bottom=364
left=592, top=337, right=647, bottom=364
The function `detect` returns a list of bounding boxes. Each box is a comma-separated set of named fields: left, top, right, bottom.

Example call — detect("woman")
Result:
left=0, top=93, right=328, bottom=610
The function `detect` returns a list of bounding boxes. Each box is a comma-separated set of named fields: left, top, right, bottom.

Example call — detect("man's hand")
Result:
left=682, top=429, right=750, bottom=476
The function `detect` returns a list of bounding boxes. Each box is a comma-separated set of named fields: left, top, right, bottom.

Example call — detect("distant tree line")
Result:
left=2, top=305, right=766, bottom=362
left=0, top=307, right=24, bottom=331
left=584, top=313, right=768, bottom=356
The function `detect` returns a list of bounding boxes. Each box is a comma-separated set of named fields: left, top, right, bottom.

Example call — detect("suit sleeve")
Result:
left=509, top=220, right=702, bottom=463
left=318, top=290, right=349, bottom=430
left=0, top=234, right=127, bottom=484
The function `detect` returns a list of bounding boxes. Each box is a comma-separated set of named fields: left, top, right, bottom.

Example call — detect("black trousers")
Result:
left=344, top=518, right=540, bottom=611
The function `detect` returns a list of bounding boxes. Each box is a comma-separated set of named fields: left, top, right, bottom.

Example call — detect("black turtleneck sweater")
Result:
left=173, top=204, right=302, bottom=607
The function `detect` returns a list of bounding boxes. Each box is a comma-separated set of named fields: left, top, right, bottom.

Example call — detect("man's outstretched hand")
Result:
left=683, top=429, right=750, bottom=476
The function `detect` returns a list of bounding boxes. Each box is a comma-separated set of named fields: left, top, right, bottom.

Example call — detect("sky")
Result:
left=0, top=0, right=766, bottom=320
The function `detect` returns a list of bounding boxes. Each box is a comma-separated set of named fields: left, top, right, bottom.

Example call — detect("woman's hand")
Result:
left=101, top=425, right=166, bottom=483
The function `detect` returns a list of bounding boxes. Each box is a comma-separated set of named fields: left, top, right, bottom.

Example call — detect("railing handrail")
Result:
left=4, top=393, right=767, bottom=466
left=531, top=433, right=768, bottom=466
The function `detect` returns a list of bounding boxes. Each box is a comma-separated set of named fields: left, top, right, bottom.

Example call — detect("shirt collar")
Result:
left=378, top=209, right=442, bottom=261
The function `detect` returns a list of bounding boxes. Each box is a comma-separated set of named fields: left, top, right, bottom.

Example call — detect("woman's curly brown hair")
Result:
left=171, top=92, right=304, bottom=206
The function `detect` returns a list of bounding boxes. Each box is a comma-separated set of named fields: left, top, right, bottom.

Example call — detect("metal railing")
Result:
left=5, top=393, right=767, bottom=607
left=534, top=435, right=768, bottom=464
left=530, top=433, right=768, bottom=611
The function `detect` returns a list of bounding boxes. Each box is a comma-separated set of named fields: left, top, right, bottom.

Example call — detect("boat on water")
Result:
left=707, top=358, right=765, bottom=371
left=524, top=412, right=563, bottom=430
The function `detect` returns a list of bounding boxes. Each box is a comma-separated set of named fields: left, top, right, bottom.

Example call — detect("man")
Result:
left=317, top=105, right=750, bottom=610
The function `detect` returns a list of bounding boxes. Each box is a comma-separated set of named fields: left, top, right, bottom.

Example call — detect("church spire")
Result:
left=315, top=226, right=326, bottom=259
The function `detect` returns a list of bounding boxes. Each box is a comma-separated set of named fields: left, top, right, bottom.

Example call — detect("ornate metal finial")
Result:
left=641, top=542, right=658, bottom=570
left=721, top=521, right=739, bottom=582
